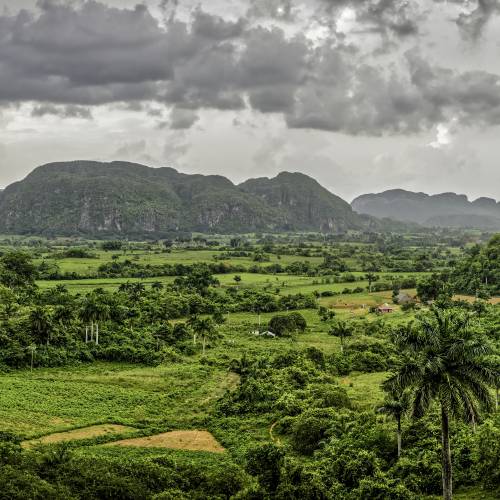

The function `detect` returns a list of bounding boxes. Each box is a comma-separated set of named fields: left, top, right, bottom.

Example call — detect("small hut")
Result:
left=377, top=303, right=394, bottom=314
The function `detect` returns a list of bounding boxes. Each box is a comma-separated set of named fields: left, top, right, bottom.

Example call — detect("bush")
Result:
left=350, top=351, right=388, bottom=372
left=326, top=448, right=381, bottom=488
left=290, top=408, right=337, bottom=455
left=269, top=313, right=307, bottom=337
left=353, top=473, right=416, bottom=499
left=307, top=384, right=351, bottom=409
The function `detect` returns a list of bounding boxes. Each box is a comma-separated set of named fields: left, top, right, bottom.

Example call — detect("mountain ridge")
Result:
left=352, top=189, right=500, bottom=229
left=0, top=161, right=373, bottom=237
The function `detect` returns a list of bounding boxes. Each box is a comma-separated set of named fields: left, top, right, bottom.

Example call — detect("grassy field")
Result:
left=37, top=269, right=421, bottom=296
left=0, top=361, right=237, bottom=438
left=36, top=248, right=327, bottom=274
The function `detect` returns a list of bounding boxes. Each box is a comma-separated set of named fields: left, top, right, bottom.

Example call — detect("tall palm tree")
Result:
left=79, top=294, right=110, bottom=344
left=187, top=315, right=200, bottom=345
left=386, top=307, right=497, bottom=500
left=188, top=316, right=219, bottom=355
left=365, top=272, right=377, bottom=293
left=378, top=384, right=410, bottom=458
left=29, top=306, right=53, bottom=345
left=80, top=295, right=98, bottom=342
left=328, top=320, right=354, bottom=354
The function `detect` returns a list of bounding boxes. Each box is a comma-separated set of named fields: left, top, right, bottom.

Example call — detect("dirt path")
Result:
left=269, top=421, right=282, bottom=445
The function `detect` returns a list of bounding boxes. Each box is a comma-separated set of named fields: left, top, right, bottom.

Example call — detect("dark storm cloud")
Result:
left=1, top=0, right=500, bottom=134
left=0, top=1, right=169, bottom=104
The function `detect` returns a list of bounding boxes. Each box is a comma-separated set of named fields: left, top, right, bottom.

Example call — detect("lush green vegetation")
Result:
left=0, top=230, right=498, bottom=499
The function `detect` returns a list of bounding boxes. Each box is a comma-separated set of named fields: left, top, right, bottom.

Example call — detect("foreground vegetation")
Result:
left=0, top=230, right=498, bottom=499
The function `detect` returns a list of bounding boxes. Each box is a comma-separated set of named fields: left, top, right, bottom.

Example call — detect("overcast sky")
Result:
left=0, top=0, right=499, bottom=202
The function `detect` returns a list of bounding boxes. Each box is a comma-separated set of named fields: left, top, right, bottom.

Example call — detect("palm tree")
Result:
left=188, top=316, right=220, bottom=355
left=378, top=384, right=410, bottom=458
left=95, top=302, right=110, bottom=345
left=53, top=304, right=75, bottom=326
left=79, top=295, right=110, bottom=344
left=328, top=320, right=354, bottom=354
left=386, top=307, right=497, bottom=500
left=80, top=295, right=98, bottom=342
left=130, top=282, right=146, bottom=301
left=27, top=344, right=36, bottom=371
left=187, top=315, right=200, bottom=345
left=365, top=272, right=377, bottom=293
left=29, top=306, right=53, bottom=345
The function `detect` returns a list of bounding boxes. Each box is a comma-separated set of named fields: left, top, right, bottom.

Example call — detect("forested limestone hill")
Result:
left=0, top=161, right=374, bottom=237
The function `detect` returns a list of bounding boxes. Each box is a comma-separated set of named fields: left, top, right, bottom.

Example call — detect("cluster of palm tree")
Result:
left=329, top=319, right=354, bottom=354
left=187, top=315, right=222, bottom=355
left=381, top=307, right=499, bottom=500
left=79, top=294, right=111, bottom=345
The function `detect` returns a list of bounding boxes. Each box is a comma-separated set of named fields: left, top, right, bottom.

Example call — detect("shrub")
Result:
left=290, top=408, right=337, bottom=455
left=350, top=351, right=388, bottom=372
left=307, top=384, right=351, bottom=409
left=269, top=313, right=307, bottom=337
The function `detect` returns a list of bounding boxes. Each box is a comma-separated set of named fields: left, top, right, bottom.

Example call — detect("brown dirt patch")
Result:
left=22, top=424, right=135, bottom=448
left=106, top=430, right=225, bottom=453
left=454, top=295, right=500, bottom=305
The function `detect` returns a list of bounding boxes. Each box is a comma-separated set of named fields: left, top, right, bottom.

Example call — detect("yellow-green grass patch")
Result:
left=105, top=430, right=225, bottom=453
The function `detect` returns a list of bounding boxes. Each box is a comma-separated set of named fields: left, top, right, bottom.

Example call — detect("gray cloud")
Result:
left=456, top=0, right=500, bottom=41
left=247, top=0, right=297, bottom=22
left=31, top=103, right=92, bottom=119
left=1, top=0, right=500, bottom=136
left=407, top=50, right=500, bottom=126
left=317, top=0, right=420, bottom=37
left=191, top=8, right=246, bottom=40
left=169, top=107, right=199, bottom=129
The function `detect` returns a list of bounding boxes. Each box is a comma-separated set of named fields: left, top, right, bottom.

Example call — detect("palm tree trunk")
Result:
left=397, top=416, right=402, bottom=458
left=202, top=336, right=206, bottom=355
left=193, top=333, right=197, bottom=345
left=441, top=405, right=453, bottom=500
left=95, top=322, right=99, bottom=345
left=340, top=336, right=344, bottom=353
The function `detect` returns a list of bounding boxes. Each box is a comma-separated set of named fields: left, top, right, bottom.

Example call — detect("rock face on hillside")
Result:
left=352, top=189, right=500, bottom=229
left=239, top=172, right=364, bottom=233
left=0, top=161, right=370, bottom=236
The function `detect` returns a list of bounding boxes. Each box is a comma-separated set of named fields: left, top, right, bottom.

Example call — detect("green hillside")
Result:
left=0, top=161, right=370, bottom=237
